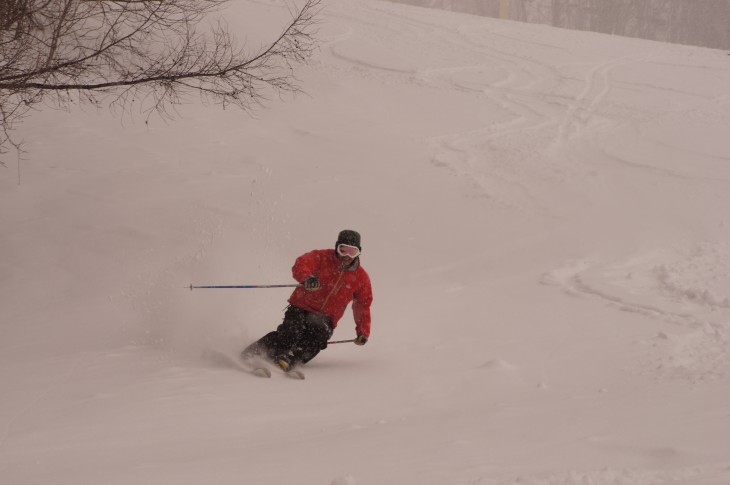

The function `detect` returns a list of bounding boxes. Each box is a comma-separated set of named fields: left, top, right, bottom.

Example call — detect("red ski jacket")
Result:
left=288, top=249, right=373, bottom=337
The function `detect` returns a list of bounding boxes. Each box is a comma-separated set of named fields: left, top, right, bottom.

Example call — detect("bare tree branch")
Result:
left=0, top=0, right=321, bottom=159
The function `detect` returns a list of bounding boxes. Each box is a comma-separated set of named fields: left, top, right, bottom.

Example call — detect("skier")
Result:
left=241, top=229, right=373, bottom=373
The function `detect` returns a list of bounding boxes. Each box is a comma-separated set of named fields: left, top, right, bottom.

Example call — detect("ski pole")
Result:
left=327, top=339, right=357, bottom=344
left=188, top=284, right=301, bottom=290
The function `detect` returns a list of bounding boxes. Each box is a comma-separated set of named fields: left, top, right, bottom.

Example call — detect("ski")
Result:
left=273, top=358, right=306, bottom=380
left=205, top=349, right=273, bottom=378
left=284, top=369, right=305, bottom=380
left=239, top=358, right=273, bottom=378
left=243, top=356, right=306, bottom=379
left=246, top=362, right=303, bottom=379
left=248, top=366, right=273, bottom=378
left=204, top=349, right=305, bottom=380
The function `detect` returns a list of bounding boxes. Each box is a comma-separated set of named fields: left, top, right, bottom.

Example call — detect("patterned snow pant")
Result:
left=242, top=306, right=333, bottom=368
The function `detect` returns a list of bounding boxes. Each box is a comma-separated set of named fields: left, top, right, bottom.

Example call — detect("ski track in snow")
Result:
left=319, top=5, right=730, bottom=481
left=325, top=3, right=722, bottom=215
left=327, top=2, right=730, bottom=390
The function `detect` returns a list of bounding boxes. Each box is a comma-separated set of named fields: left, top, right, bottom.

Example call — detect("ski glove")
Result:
left=354, top=334, right=368, bottom=346
left=303, top=276, right=321, bottom=291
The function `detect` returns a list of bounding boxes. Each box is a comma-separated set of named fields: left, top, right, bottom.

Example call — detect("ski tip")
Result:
left=287, top=370, right=305, bottom=380
left=252, top=367, right=272, bottom=378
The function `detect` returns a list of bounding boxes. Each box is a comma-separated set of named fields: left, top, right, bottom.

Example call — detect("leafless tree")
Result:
left=0, top=0, right=321, bottom=161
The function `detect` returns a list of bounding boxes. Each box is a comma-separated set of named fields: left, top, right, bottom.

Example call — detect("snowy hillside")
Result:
left=1, top=0, right=730, bottom=484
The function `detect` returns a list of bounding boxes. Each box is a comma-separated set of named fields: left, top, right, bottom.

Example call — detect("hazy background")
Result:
left=386, top=0, right=730, bottom=49
left=3, top=0, right=730, bottom=484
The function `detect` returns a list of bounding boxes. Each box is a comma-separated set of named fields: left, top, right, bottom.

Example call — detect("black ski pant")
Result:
left=242, top=306, right=333, bottom=367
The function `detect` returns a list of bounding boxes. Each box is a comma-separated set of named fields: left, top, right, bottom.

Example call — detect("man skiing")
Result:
left=241, top=230, right=373, bottom=373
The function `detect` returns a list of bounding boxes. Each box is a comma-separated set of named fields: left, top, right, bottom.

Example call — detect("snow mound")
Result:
left=542, top=243, right=730, bottom=327
left=642, top=324, right=729, bottom=383
left=542, top=245, right=730, bottom=383
left=330, top=475, right=357, bottom=485
left=479, top=359, right=518, bottom=371
left=493, top=463, right=728, bottom=484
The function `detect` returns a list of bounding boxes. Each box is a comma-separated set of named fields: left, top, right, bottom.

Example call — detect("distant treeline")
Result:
left=389, top=0, right=730, bottom=50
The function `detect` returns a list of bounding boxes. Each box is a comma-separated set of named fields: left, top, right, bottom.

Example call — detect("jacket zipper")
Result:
left=319, top=270, right=344, bottom=313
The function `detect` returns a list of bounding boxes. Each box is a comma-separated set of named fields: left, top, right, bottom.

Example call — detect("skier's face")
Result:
left=336, top=244, right=359, bottom=266
left=337, top=253, right=355, bottom=264
left=337, top=244, right=360, bottom=259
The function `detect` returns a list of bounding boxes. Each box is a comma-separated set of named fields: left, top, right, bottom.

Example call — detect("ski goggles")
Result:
left=337, top=244, right=360, bottom=258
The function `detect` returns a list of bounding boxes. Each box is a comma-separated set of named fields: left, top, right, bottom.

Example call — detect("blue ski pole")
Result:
left=188, top=283, right=300, bottom=290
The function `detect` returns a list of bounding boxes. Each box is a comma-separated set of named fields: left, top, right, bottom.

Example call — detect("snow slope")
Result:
left=2, top=0, right=730, bottom=484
